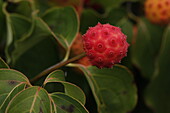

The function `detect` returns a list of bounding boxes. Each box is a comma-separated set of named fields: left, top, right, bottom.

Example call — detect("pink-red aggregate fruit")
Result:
left=144, top=0, right=170, bottom=25
left=82, top=23, right=129, bottom=68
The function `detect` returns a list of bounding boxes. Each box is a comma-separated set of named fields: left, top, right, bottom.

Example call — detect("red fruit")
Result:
left=82, top=23, right=129, bottom=68
left=144, top=0, right=170, bottom=25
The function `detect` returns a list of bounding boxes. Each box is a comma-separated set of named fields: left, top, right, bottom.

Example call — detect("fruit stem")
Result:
left=30, top=53, right=86, bottom=83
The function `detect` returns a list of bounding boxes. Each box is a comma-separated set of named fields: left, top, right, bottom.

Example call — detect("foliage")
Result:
left=0, top=0, right=169, bottom=113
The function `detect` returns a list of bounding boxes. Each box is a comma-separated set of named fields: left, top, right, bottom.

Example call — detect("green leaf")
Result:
left=103, top=8, right=126, bottom=25
left=0, top=0, right=6, bottom=53
left=7, top=0, right=51, bottom=17
left=93, top=0, right=138, bottom=10
left=116, top=18, right=133, bottom=44
left=80, top=9, right=101, bottom=34
left=11, top=17, right=55, bottom=64
left=145, top=25, right=170, bottom=113
left=80, top=8, right=126, bottom=34
left=0, top=69, right=30, bottom=111
left=0, top=83, right=25, bottom=112
left=6, top=0, right=32, bottom=18
left=3, top=4, right=32, bottom=63
left=10, top=17, right=63, bottom=78
left=42, top=6, right=79, bottom=49
left=44, top=70, right=86, bottom=105
left=8, top=14, right=31, bottom=41
left=50, top=92, right=88, bottom=113
left=2, top=2, right=32, bottom=57
left=70, top=64, right=137, bottom=113
left=5, top=86, right=52, bottom=113
left=116, top=18, right=133, bottom=69
left=0, top=58, right=9, bottom=68
left=131, top=18, right=164, bottom=79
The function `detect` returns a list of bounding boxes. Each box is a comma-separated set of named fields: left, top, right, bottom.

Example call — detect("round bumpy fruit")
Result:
left=82, top=23, right=129, bottom=68
left=144, top=0, right=170, bottom=25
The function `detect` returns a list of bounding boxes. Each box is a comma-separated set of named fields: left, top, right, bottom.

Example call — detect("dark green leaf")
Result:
left=44, top=70, right=86, bottom=105
left=3, top=7, right=31, bottom=63
left=145, top=25, right=170, bottom=113
left=50, top=92, right=88, bottom=113
left=10, top=17, right=63, bottom=79
left=6, top=86, right=52, bottom=113
left=80, top=9, right=101, bottom=34
left=116, top=18, right=133, bottom=44
left=104, top=8, right=126, bottom=25
left=116, top=18, right=133, bottom=69
left=0, top=57, right=9, bottom=68
left=42, top=6, right=79, bottom=49
left=70, top=64, right=137, bottom=113
left=93, top=0, right=138, bottom=10
left=131, top=18, right=164, bottom=79
left=11, top=17, right=56, bottom=64
left=80, top=8, right=126, bottom=34
left=0, top=0, right=6, bottom=56
left=6, top=0, right=32, bottom=18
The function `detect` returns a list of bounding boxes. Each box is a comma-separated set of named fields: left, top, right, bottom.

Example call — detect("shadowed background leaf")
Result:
left=91, top=0, right=139, bottom=11
left=0, top=0, right=6, bottom=58
left=145, top=25, right=170, bottom=113
left=131, top=18, right=164, bottom=79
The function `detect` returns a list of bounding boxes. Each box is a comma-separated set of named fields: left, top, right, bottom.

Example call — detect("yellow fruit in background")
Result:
left=144, top=0, right=170, bottom=25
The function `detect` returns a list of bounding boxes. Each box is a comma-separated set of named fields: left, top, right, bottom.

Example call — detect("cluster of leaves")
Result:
left=0, top=0, right=169, bottom=113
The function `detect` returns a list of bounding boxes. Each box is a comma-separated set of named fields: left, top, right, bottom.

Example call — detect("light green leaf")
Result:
left=0, top=58, right=9, bottom=68
left=0, top=69, right=30, bottom=111
left=145, top=25, right=170, bottom=113
left=50, top=92, right=89, bottom=113
left=70, top=64, right=137, bottom=113
left=131, top=18, right=164, bottom=79
left=44, top=70, right=86, bottom=105
left=42, top=6, right=79, bottom=49
left=5, top=86, right=52, bottom=113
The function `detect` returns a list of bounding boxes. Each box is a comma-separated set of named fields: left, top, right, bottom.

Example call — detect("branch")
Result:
left=30, top=53, right=86, bottom=83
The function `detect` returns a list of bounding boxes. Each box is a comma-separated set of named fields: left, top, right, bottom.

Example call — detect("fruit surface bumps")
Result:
left=82, top=23, right=129, bottom=68
left=144, top=0, right=170, bottom=25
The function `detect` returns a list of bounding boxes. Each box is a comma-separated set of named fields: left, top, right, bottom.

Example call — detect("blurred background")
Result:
left=1, top=0, right=170, bottom=113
